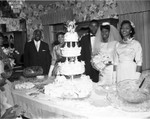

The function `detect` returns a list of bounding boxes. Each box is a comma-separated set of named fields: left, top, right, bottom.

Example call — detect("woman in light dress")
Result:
left=92, top=22, right=121, bottom=85
left=48, top=32, right=65, bottom=77
left=114, top=20, right=143, bottom=82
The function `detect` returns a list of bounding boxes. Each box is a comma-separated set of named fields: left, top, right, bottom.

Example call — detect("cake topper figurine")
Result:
left=66, top=20, right=77, bottom=33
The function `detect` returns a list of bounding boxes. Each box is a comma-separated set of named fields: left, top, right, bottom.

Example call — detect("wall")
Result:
left=20, top=0, right=118, bottom=41
left=117, top=0, right=150, bottom=15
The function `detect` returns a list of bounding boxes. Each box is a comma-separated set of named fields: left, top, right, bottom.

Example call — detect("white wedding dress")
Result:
left=98, top=41, right=117, bottom=85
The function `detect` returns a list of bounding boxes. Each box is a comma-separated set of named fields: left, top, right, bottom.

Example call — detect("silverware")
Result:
left=139, top=78, right=146, bottom=88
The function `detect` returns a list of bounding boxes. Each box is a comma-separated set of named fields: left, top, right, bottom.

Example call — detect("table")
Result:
left=11, top=84, right=150, bottom=119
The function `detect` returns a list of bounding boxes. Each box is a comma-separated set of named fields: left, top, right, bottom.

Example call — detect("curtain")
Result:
left=48, top=26, right=54, bottom=54
left=118, top=10, right=150, bottom=70
left=43, top=25, right=54, bottom=54
left=41, top=8, right=73, bottom=25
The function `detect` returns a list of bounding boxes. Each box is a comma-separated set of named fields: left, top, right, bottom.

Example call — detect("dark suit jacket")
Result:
left=79, top=33, right=99, bottom=82
left=24, top=40, right=51, bottom=75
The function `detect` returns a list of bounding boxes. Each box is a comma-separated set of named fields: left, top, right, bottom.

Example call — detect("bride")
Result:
left=91, top=22, right=121, bottom=85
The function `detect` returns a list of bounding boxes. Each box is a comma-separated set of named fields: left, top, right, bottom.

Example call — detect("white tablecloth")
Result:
left=11, top=84, right=150, bottom=119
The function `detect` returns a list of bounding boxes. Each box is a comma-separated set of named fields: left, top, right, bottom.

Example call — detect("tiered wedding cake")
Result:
left=44, top=20, right=93, bottom=99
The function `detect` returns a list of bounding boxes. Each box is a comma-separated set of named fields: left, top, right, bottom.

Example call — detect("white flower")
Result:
left=91, top=52, right=112, bottom=72
left=76, top=2, right=82, bottom=8
left=9, top=58, right=15, bottom=67
left=19, top=12, right=26, bottom=19
left=130, top=21, right=135, bottom=28
left=33, top=11, right=39, bottom=17
left=2, top=47, right=9, bottom=55
left=97, top=10, right=104, bottom=17
left=89, top=4, right=97, bottom=12
left=38, top=5, right=44, bottom=11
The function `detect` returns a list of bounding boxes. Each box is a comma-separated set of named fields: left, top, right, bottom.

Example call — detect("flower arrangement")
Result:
left=0, top=46, right=19, bottom=78
left=91, top=52, right=112, bottom=73
left=1, top=46, right=17, bottom=68
left=0, top=45, right=19, bottom=78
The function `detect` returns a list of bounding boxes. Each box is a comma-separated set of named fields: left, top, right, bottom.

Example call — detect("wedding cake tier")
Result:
left=64, top=32, right=78, bottom=42
left=57, top=61, right=85, bottom=75
left=44, top=75, right=93, bottom=99
left=61, top=44, right=81, bottom=57
left=58, top=20, right=84, bottom=76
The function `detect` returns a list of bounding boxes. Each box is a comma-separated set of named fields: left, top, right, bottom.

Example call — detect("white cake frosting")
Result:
left=57, top=61, right=85, bottom=75
left=64, top=32, right=78, bottom=42
left=44, top=75, right=93, bottom=99
left=61, top=46, right=81, bottom=57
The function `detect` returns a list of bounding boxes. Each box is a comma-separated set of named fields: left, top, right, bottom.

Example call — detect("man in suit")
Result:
left=24, top=29, right=51, bottom=75
left=79, top=20, right=99, bottom=82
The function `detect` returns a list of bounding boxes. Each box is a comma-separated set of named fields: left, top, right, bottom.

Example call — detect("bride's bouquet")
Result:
left=91, top=52, right=112, bottom=73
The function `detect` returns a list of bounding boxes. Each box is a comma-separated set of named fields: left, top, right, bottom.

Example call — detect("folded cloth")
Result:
left=1, top=105, right=25, bottom=119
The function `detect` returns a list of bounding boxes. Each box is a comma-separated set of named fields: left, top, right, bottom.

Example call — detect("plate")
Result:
left=13, top=82, right=35, bottom=91
left=94, top=84, right=116, bottom=95
left=60, top=93, right=91, bottom=100
left=36, top=75, right=45, bottom=79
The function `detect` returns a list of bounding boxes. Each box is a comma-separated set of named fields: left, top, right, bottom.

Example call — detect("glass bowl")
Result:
left=116, top=79, right=150, bottom=104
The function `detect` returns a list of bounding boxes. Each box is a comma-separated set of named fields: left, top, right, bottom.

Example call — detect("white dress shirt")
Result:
left=34, top=40, right=41, bottom=52
left=90, top=35, right=96, bottom=52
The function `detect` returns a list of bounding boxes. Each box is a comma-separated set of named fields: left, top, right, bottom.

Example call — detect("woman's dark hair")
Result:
left=120, top=20, right=135, bottom=38
left=100, top=24, right=110, bottom=31
left=2, top=36, right=9, bottom=48
left=10, top=35, right=13, bottom=39
left=10, top=43, right=14, bottom=48
left=53, top=32, right=65, bottom=47
left=90, top=20, right=99, bottom=26
left=0, top=32, right=4, bottom=38
left=9, top=35, right=14, bottom=39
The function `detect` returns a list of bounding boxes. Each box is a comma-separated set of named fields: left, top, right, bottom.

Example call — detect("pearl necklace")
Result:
left=122, top=37, right=133, bottom=44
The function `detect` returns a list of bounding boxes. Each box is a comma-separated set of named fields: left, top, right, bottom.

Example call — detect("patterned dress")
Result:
left=51, top=45, right=65, bottom=76
left=114, top=39, right=142, bottom=82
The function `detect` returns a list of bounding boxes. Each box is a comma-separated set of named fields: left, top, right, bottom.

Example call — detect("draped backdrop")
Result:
left=43, top=25, right=54, bottom=54
left=41, top=8, right=73, bottom=54
left=117, top=1, right=150, bottom=70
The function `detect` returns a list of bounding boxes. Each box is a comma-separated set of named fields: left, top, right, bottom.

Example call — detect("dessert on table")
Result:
left=44, top=20, right=93, bottom=99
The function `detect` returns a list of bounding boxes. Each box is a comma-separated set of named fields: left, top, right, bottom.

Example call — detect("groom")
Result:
left=79, top=20, right=99, bottom=83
